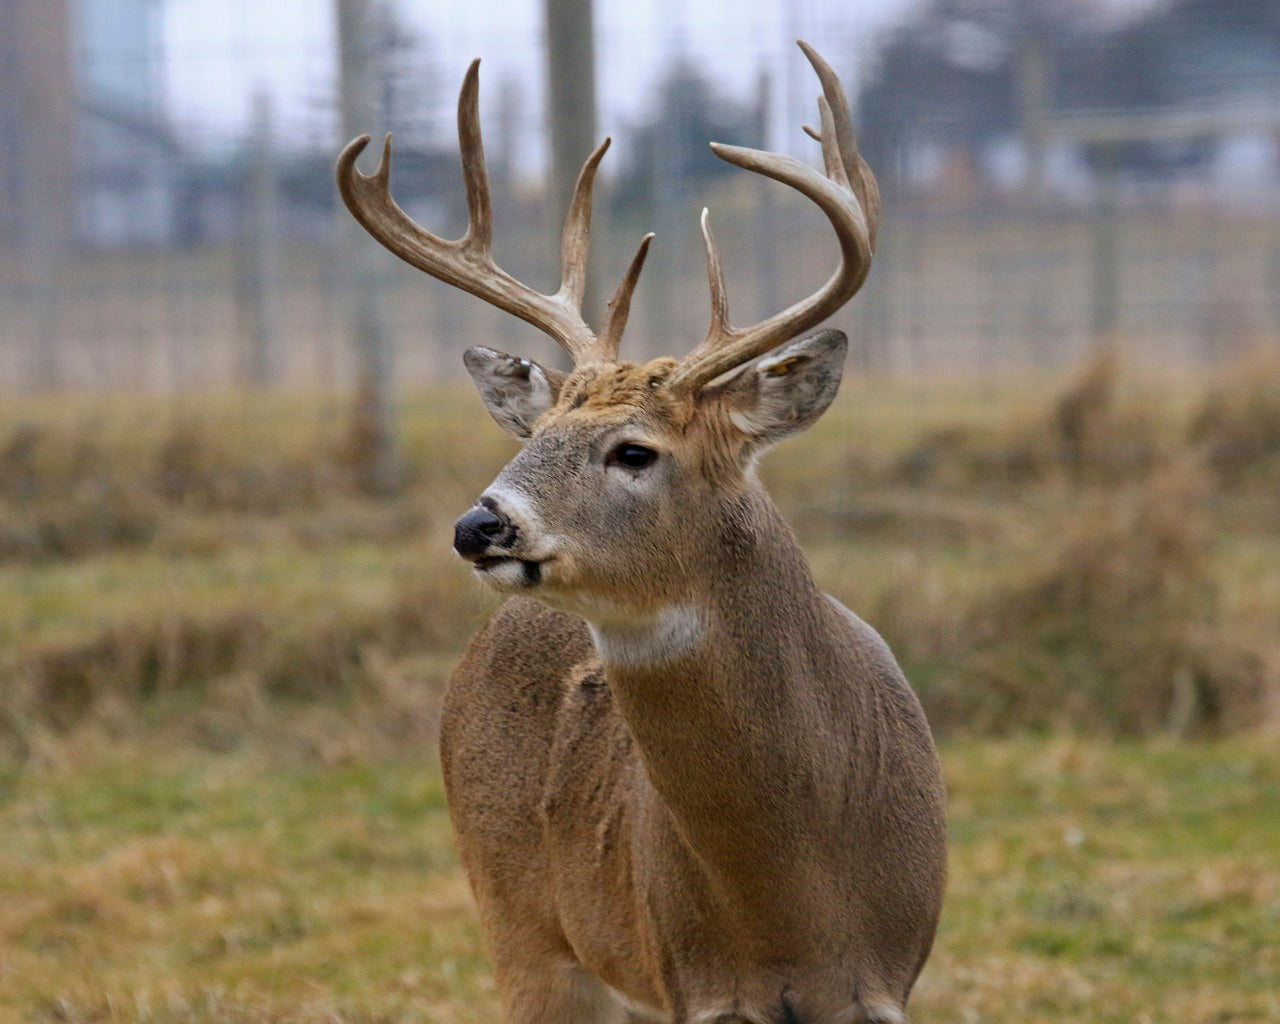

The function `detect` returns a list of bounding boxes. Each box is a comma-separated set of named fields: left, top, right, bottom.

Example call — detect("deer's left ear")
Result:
left=710, top=329, right=847, bottom=447
left=464, top=347, right=566, bottom=440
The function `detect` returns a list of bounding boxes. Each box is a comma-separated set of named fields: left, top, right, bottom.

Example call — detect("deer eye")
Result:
left=609, top=443, right=658, bottom=470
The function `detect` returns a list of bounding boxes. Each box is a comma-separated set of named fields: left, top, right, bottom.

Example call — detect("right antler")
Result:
left=336, top=59, right=652, bottom=366
left=667, top=41, right=879, bottom=393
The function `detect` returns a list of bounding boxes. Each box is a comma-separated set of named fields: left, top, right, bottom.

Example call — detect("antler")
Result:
left=668, top=41, right=879, bottom=392
left=336, top=59, right=652, bottom=366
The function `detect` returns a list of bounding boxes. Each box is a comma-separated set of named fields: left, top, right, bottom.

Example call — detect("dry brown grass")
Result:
left=866, top=355, right=1279, bottom=737
left=1, top=359, right=1278, bottom=761
left=882, top=458, right=1272, bottom=735
left=891, top=352, right=1173, bottom=489
left=1189, top=348, right=1280, bottom=488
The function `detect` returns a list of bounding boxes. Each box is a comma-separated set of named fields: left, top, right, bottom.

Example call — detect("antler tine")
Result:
left=811, top=97, right=846, bottom=186
left=667, top=41, right=877, bottom=393
left=336, top=59, right=644, bottom=365
left=799, top=39, right=881, bottom=249
left=700, top=208, right=731, bottom=345
left=456, top=59, right=494, bottom=252
left=558, top=139, right=609, bottom=319
left=597, top=232, right=655, bottom=361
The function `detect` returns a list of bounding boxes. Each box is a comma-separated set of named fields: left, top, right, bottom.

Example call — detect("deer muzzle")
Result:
left=453, top=503, right=515, bottom=561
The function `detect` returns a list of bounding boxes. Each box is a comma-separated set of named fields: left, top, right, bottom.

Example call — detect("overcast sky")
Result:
left=161, top=0, right=920, bottom=158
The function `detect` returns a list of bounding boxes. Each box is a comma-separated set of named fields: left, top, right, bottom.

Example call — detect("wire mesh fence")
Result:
left=2, top=1, right=1279, bottom=396
left=3, top=196, right=1277, bottom=394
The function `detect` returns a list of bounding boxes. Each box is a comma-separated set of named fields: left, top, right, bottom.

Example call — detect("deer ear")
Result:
left=713, top=329, right=847, bottom=448
left=464, top=347, right=565, bottom=440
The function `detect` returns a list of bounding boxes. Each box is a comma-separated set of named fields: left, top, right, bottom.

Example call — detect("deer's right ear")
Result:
left=709, top=329, right=847, bottom=450
left=463, top=347, right=565, bottom=440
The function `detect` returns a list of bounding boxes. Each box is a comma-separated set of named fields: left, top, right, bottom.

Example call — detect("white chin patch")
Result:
left=587, top=604, right=704, bottom=668
left=476, top=559, right=533, bottom=589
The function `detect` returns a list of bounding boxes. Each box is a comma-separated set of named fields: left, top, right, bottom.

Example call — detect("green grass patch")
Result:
left=1, top=737, right=1276, bottom=1022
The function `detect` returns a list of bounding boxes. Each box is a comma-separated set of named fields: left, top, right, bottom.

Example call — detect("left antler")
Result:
left=336, top=58, right=652, bottom=366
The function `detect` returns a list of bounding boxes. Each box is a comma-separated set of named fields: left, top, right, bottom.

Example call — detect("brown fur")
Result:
left=441, top=344, right=947, bottom=1024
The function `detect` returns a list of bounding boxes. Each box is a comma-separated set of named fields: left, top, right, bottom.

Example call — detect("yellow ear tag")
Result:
left=764, top=357, right=801, bottom=377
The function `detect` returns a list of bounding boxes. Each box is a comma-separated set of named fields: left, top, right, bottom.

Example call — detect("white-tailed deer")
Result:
left=337, top=42, right=945, bottom=1024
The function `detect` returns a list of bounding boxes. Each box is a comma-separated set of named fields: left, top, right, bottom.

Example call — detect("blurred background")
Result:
left=4, top=0, right=1279, bottom=394
left=1, top=3, right=1278, bottom=1020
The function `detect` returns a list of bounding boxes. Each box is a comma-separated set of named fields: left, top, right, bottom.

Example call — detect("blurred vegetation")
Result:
left=1, top=352, right=1279, bottom=776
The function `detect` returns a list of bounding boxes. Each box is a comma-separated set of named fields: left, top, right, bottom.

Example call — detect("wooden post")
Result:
left=11, top=0, right=75, bottom=391
left=335, top=0, right=405, bottom=496
left=240, top=88, right=281, bottom=388
left=1016, top=34, right=1049, bottom=208
left=752, top=69, right=780, bottom=330
left=1090, top=148, right=1121, bottom=345
left=542, top=0, right=599, bottom=356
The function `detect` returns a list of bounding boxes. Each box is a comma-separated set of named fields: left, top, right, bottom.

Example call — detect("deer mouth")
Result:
left=473, top=555, right=544, bottom=587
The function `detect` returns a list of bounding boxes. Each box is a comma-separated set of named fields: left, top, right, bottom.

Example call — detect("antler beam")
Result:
left=336, top=59, right=650, bottom=366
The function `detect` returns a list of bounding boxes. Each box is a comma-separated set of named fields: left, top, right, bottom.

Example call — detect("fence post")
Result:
left=335, top=0, right=405, bottom=496
left=13, top=0, right=75, bottom=391
left=752, top=69, right=780, bottom=331
left=542, top=0, right=599, bottom=355
left=1090, top=156, right=1121, bottom=346
left=239, top=88, right=281, bottom=389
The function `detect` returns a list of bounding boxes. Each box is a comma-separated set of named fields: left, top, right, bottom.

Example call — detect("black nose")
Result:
left=453, top=504, right=514, bottom=559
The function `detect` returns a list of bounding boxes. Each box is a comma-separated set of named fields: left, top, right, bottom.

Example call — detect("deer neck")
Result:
left=588, top=488, right=827, bottom=669
left=585, top=487, right=842, bottom=894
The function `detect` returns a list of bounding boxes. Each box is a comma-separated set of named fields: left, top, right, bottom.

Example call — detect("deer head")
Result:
left=336, top=41, right=878, bottom=626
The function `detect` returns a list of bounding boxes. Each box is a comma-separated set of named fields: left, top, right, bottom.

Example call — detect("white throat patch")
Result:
left=587, top=604, right=705, bottom=668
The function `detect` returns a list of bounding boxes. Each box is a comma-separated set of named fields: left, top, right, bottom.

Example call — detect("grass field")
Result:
left=1, top=359, right=1278, bottom=1022
left=2, top=735, right=1276, bottom=1023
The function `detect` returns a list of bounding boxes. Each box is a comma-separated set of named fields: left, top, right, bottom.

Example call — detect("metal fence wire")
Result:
left=2, top=3, right=1278, bottom=395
